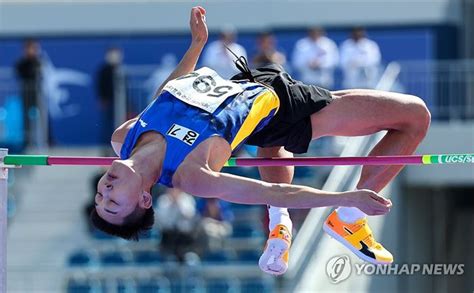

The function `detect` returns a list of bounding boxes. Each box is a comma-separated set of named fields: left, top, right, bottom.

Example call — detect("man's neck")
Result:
left=128, top=133, right=166, bottom=190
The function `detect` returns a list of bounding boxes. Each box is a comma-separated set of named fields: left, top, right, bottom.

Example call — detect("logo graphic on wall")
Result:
left=41, top=53, right=91, bottom=119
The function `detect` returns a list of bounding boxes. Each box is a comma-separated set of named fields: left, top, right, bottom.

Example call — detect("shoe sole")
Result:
left=258, top=238, right=289, bottom=275
left=323, top=223, right=392, bottom=265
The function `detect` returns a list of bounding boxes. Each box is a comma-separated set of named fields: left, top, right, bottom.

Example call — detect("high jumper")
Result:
left=89, top=6, right=430, bottom=275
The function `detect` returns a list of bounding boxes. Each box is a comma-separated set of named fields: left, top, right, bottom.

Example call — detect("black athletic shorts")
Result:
left=231, top=64, right=333, bottom=154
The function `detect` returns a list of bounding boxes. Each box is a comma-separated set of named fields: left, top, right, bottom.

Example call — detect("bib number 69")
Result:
left=177, top=72, right=234, bottom=98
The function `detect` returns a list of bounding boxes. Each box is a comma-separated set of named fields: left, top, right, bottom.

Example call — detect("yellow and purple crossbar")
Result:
left=2, top=153, right=474, bottom=167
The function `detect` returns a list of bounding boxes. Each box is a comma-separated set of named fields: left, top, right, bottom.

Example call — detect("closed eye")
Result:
left=110, top=199, right=120, bottom=206
left=95, top=192, right=103, bottom=205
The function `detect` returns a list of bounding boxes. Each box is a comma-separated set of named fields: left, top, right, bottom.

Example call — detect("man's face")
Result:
left=352, top=29, right=365, bottom=41
left=95, top=160, right=142, bottom=225
left=309, top=29, right=323, bottom=40
left=259, top=35, right=275, bottom=51
left=25, top=42, right=39, bottom=58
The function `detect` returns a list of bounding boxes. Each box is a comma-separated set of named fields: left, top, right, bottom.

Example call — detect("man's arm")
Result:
left=152, top=6, right=208, bottom=99
left=110, top=6, right=209, bottom=151
left=174, top=164, right=392, bottom=216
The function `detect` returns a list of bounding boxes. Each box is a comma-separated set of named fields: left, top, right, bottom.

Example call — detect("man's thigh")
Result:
left=310, top=89, right=427, bottom=139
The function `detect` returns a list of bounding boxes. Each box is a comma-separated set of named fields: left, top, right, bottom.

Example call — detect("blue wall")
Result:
left=0, top=26, right=448, bottom=145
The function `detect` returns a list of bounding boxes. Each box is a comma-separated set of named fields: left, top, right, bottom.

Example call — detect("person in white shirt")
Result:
left=156, top=188, right=197, bottom=261
left=340, top=27, right=381, bottom=89
left=202, top=28, right=247, bottom=78
left=292, top=27, right=339, bottom=89
left=253, top=31, right=286, bottom=68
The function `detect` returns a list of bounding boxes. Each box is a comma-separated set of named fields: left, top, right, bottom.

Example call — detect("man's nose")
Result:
left=105, top=183, right=113, bottom=191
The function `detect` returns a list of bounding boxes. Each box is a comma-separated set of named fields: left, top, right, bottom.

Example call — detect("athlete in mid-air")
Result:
left=91, top=6, right=430, bottom=275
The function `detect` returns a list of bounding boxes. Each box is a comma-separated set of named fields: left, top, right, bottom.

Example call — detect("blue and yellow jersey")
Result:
left=120, top=68, right=279, bottom=187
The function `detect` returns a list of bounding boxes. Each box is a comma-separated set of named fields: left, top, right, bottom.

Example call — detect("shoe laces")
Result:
left=356, top=220, right=381, bottom=249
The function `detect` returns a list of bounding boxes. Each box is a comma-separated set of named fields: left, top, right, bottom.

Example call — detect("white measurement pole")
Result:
left=0, top=148, right=8, bottom=293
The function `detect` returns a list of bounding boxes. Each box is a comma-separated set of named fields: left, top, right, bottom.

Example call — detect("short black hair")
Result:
left=89, top=206, right=155, bottom=241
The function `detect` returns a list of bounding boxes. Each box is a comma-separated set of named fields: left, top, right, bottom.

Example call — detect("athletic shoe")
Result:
left=323, top=210, right=393, bottom=264
left=259, top=224, right=292, bottom=275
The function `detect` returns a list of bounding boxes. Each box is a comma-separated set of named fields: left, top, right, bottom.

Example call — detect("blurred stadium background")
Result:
left=0, top=0, right=473, bottom=292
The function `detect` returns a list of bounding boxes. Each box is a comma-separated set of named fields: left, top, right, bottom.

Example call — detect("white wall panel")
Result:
left=0, top=0, right=462, bottom=36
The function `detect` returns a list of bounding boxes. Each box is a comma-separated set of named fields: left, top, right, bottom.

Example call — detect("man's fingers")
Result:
left=370, top=193, right=392, bottom=206
left=190, top=7, right=202, bottom=24
left=366, top=207, right=390, bottom=216
left=194, top=9, right=200, bottom=24
left=197, top=6, right=206, bottom=15
left=195, top=9, right=205, bottom=25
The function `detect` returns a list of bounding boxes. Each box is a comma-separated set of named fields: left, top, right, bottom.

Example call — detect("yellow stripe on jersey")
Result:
left=230, top=89, right=280, bottom=150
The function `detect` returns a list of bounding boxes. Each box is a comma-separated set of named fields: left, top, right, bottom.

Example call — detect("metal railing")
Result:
left=398, top=59, right=474, bottom=121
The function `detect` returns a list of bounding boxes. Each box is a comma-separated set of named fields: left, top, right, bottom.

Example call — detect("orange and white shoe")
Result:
left=259, top=224, right=292, bottom=275
left=323, top=210, right=393, bottom=264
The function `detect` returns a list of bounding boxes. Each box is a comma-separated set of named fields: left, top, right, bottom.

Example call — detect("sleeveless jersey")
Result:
left=120, top=68, right=279, bottom=187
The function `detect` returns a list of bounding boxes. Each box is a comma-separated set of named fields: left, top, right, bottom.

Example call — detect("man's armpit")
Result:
left=111, top=141, right=123, bottom=156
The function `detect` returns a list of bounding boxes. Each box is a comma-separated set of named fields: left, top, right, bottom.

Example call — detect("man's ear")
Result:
left=139, top=190, right=153, bottom=209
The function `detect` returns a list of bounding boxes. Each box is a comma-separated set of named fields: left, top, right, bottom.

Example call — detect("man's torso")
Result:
left=119, top=67, right=280, bottom=187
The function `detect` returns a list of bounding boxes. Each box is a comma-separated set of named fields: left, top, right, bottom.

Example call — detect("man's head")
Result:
left=105, top=47, right=123, bottom=66
left=219, top=25, right=237, bottom=45
left=351, top=26, right=366, bottom=42
left=23, top=39, right=40, bottom=58
left=257, top=31, right=275, bottom=52
left=308, top=27, right=325, bottom=41
left=90, top=160, right=154, bottom=241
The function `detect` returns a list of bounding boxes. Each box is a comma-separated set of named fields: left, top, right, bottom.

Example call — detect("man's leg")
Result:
left=257, top=146, right=294, bottom=275
left=311, top=89, right=431, bottom=263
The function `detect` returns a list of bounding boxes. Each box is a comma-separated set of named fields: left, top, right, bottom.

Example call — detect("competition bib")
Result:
left=163, top=67, right=243, bottom=113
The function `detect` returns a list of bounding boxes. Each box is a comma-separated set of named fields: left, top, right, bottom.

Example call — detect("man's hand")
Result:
left=152, top=6, right=208, bottom=97
left=352, top=189, right=392, bottom=216
left=190, top=6, right=208, bottom=46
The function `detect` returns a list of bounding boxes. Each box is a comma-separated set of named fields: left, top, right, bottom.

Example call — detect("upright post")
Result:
left=0, top=148, right=8, bottom=293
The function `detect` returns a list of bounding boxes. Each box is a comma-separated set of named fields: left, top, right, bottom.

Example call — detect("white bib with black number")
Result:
left=163, top=67, right=243, bottom=113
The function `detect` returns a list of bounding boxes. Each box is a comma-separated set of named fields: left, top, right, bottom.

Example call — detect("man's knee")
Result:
left=404, top=95, right=431, bottom=139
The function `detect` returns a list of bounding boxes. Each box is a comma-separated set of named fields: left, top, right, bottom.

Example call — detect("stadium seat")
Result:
left=237, top=249, right=261, bottom=263
left=231, top=224, right=264, bottom=239
left=240, top=278, right=274, bottom=293
left=133, top=250, right=162, bottom=265
left=66, top=278, right=102, bottom=293
left=201, top=250, right=235, bottom=263
left=68, top=250, right=95, bottom=267
left=171, top=277, right=205, bottom=293
left=91, top=228, right=116, bottom=240
left=205, top=278, right=239, bottom=293
left=116, top=278, right=135, bottom=293
left=136, top=276, right=171, bottom=293
left=183, top=277, right=206, bottom=293
left=99, top=251, right=128, bottom=265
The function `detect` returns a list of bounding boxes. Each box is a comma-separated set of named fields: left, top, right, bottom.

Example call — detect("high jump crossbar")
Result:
left=1, top=153, right=474, bottom=167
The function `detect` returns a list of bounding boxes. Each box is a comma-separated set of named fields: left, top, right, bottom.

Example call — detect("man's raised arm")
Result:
left=153, top=6, right=208, bottom=99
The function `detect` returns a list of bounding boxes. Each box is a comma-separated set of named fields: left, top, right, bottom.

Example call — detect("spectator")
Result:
left=196, top=198, right=234, bottom=252
left=253, top=31, right=286, bottom=68
left=144, top=53, right=178, bottom=99
left=15, top=39, right=42, bottom=146
left=292, top=27, right=339, bottom=89
left=155, top=188, right=197, bottom=262
left=202, top=27, right=247, bottom=78
left=340, top=27, right=381, bottom=89
left=96, top=47, right=127, bottom=145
